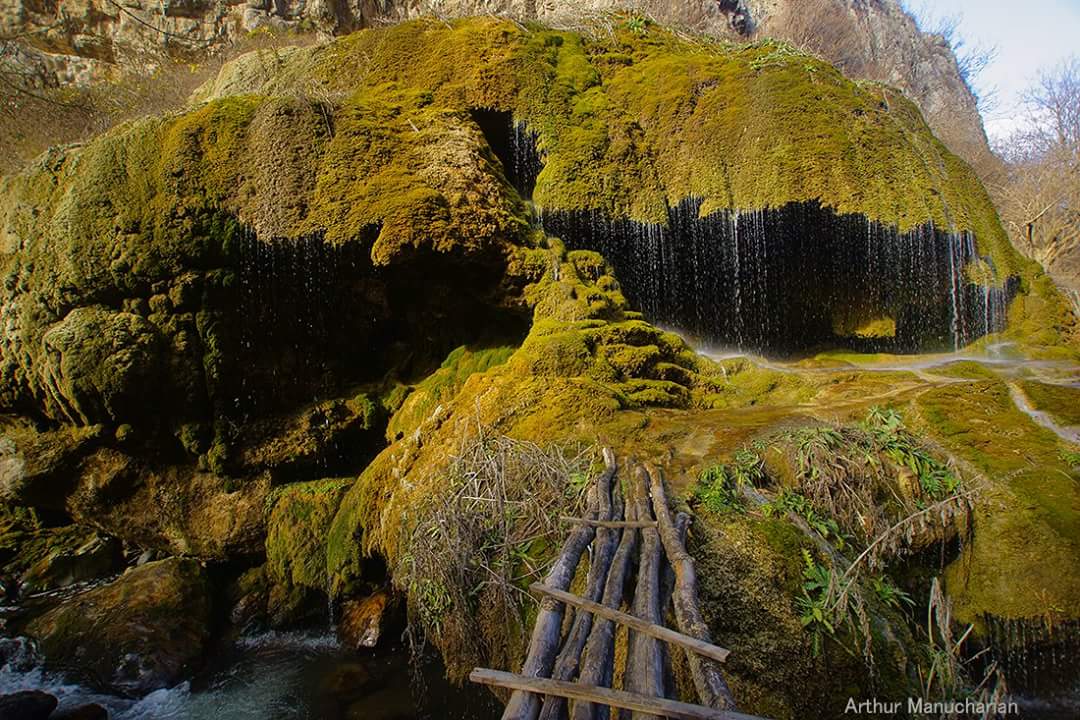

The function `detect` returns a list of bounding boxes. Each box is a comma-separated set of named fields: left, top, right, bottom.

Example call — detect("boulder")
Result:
left=25, top=558, right=212, bottom=695
left=66, top=448, right=269, bottom=560
left=37, top=307, right=166, bottom=426
left=0, top=691, right=57, bottom=720
left=0, top=418, right=105, bottom=510
left=338, top=590, right=393, bottom=649
left=0, top=508, right=122, bottom=596
left=19, top=532, right=123, bottom=594
left=264, top=478, right=355, bottom=625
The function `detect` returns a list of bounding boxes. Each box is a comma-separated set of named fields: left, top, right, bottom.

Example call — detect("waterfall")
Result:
left=509, top=120, right=542, bottom=199
left=538, top=199, right=1015, bottom=356
left=983, top=616, right=1080, bottom=714
left=485, top=118, right=1015, bottom=356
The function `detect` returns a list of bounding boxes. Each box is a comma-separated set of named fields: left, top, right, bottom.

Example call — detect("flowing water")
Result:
left=0, top=632, right=499, bottom=720
left=540, top=200, right=1015, bottom=356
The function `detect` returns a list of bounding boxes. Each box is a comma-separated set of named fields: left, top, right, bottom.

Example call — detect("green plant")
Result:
left=763, top=490, right=851, bottom=550
left=695, top=449, right=765, bottom=513
left=796, top=550, right=842, bottom=656
left=864, top=406, right=961, bottom=500
left=625, top=14, right=650, bottom=35
left=793, top=426, right=844, bottom=480
left=870, top=575, right=915, bottom=610
left=695, top=465, right=745, bottom=513
left=1060, top=448, right=1080, bottom=467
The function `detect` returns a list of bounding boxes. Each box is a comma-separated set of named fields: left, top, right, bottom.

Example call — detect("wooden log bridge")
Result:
left=470, top=451, right=769, bottom=720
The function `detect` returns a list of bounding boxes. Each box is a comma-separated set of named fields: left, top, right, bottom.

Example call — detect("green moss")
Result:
left=1002, top=271, right=1080, bottom=353
left=179, top=17, right=1026, bottom=272
left=912, top=379, right=1080, bottom=621
left=1016, top=380, right=1080, bottom=426
left=265, top=478, right=354, bottom=593
left=702, top=358, right=815, bottom=409
left=387, top=344, right=517, bottom=440
left=932, top=360, right=998, bottom=380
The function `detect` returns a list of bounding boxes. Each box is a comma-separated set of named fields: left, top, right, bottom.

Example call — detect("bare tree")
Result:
left=993, top=57, right=1080, bottom=281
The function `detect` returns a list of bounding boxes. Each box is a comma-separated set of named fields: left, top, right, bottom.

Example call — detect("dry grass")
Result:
left=397, top=426, right=597, bottom=680
left=916, top=578, right=1010, bottom=719
left=756, top=0, right=871, bottom=77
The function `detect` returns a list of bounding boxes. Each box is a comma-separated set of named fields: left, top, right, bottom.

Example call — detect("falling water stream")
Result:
left=540, top=201, right=1015, bottom=357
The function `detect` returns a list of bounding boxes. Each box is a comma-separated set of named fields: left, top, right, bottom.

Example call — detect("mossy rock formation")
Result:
left=0, top=13, right=1077, bottom=716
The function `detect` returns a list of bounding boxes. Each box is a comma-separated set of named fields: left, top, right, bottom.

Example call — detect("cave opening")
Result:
left=469, top=108, right=542, bottom=199
left=541, top=199, right=1016, bottom=357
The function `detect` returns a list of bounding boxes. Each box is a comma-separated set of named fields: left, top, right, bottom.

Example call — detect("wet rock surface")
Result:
left=0, top=690, right=57, bottom=720
left=338, top=590, right=394, bottom=650
left=24, top=558, right=212, bottom=695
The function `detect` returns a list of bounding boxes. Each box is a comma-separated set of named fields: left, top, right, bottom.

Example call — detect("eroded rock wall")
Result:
left=1, top=0, right=991, bottom=168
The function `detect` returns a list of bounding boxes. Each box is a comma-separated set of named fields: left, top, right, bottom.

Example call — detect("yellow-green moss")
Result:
left=386, top=344, right=517, bottom=441
left=1016, top=380, right=1080, bottom=427
left=265, top=478, right=353, bottom=593
left=911, top=379, right=1080, bottom=622
left=180, top=17, right=1026, bottom=274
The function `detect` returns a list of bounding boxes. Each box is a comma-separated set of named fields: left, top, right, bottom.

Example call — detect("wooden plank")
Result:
left=471, top=669, right=767, bottom=720
left=529, top=583, right=730, bottom=663
left=539, top=458, right=622, bottom=720
left=572, top=480, right=640, bottom=720
left=560, top=516, right=657, bottom=529
left=628, top=465, right=665, bottom=719
left=646, top=464, right=737, bottom=711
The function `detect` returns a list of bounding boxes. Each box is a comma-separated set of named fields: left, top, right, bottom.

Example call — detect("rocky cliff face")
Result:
left=1, top=0, right=990, bottom=169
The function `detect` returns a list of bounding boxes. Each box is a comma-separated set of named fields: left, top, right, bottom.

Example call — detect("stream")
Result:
left=0, top=631, right=499, bottom=720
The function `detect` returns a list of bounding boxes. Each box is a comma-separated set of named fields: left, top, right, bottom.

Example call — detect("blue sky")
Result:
left=905, top=0, right=1080, bottom=140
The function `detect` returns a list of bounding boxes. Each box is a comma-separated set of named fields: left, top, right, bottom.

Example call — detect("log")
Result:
left=530, top=585, right=731, bottom=664
left=539, top=462, right=623, bottom=720
left=660, top=512, right=692, bottom=699
left=473, top=670, right=768, bottom=720
left=572, top=476, right=640, bottom=720
left=645, top=464, right=738, bottom=712
left=561, top=517, right=658, bottom=529
left=627, top=466, right=665, bottom=720
left=503, top=470, right=606, bottom=720
left=659, top=513, right=692, bottom=625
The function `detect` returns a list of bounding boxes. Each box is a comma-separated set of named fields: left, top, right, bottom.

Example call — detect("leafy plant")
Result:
left=763, top=490, right=851, bottom=550
left=1060, top=448, right=1080, bottom=467
left=694, top=449, right=765, bottom=514
left=796, top=550, right=845, bottom=656
left=870, top=575, right=915, bottom=610
left=864, top=406, right=960, bottom=500
left=695, top=465, right=745, bottom=513
left=625, top=14, right=650, bottom=35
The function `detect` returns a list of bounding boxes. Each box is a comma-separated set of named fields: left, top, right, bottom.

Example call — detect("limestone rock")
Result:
left=0, top=508, right=122, bottom=597
left=37, top=307, right=167, bottom=426
left=265, top=478, right=353, bottom=608
left=19, top=532, right=124, bottom=594
left=2, top=0, right=991, bottom=168
left=0, top=418, right=105, bottom=510
left=25, top=558, right=212, bottom=695
left=338, top=590, right=393, bottom=649
left=66, top=448, right=270, bottom=559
